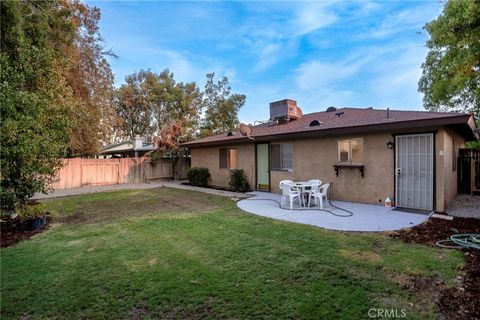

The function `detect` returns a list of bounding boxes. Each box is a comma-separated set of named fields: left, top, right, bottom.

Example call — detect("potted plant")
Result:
left=18, top=202, right=50, bottom=231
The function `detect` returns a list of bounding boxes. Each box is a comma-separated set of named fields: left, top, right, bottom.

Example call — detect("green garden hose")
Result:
left=436, top=233, right=480, bottom=250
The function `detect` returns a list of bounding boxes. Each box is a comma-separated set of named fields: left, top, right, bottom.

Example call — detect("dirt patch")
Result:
left=61, top=211, right=90, bottom=224
left=339, top=249, right=382, bottom=263
left=391, top=216, right=480, bottom=246
left=183, top=297, right=219, bottom=320
left=390, top=273, right=445, bottom=302
left=386, top=272, right=447, bottom=317
left=53, top=189, right=220, bottom=225
left=128, top=306, right=150, bottom=320
left=1, top=217, right=50, bottom=248
left=390, top=217, right=480, bottom=319
left=438, top=252, right=479, bottom=320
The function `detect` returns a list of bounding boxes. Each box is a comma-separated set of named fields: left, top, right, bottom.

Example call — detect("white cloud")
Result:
left=290, top=41, right=428, bottom=111
left=254, top=42, right=282, bottom=71
left=368, top=45, right=427, bottom=108
left=240, top=1, right=340, bottom=71
left=358, top=3, right=440, bottom=40
left=294, top=47, right=390, bottom=91
left=290, top=2, right=338, bottom=37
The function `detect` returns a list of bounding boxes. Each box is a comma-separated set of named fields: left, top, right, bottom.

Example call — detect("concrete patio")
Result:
left=237, top=191, right=430, bottom=232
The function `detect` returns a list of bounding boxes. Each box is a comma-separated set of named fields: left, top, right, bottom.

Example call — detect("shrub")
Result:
left=17, top=203, right=48, bottom=221
left=187, top=167, right=210, bottom=187
left=228, top=169, right=250, bottom=192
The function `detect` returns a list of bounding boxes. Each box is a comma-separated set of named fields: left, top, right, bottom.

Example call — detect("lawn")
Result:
left=1, top=188, right=464, bottom=319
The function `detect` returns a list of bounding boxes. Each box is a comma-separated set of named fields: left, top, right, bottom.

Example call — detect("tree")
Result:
left=61, top=0, right=118, bottom=155
left=1, top=0, right=73, bottom=214
left=114, top=71, right=156, bottom=140
left=200, top=73, right=246, bottom=137
left=1, top=0, right=117, bottom=214
left=418, top=0, right=480, bottom=115
left=150, top=70, right=201, bottom=140
left=114, top=69, right=202, bottom=141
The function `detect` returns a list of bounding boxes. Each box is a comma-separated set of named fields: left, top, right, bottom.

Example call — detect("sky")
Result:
left=89, top=0, right=442, bottom=124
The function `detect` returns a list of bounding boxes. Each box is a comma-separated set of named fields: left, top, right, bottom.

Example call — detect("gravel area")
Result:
left=445, top=194, right=480, bottom=219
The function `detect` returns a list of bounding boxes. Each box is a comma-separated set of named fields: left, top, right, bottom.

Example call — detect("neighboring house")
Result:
left=99, top=136, right=156, bottom=158
left=181, top=99, right=478, bottom=213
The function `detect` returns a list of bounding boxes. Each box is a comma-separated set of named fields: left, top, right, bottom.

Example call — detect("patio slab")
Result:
left=237, top=191, right=430, bottom=232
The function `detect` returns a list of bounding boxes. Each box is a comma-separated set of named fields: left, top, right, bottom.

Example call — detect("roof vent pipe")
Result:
left=387, top=108, right=390, bottom=119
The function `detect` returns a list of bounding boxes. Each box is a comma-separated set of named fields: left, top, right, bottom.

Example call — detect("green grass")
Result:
left=1, top=188, right=464, bottom=319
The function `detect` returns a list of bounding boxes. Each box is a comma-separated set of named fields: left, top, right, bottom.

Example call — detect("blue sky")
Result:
left=89, top=0, right=442, bottom=123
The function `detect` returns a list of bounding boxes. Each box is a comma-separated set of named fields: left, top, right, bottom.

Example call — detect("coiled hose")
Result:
left=436, top=234, right=480, bottom=250
left=241, top=185, right=354, bottom=217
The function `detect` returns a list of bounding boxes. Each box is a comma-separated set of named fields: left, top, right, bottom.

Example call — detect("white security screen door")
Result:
left=395, top=134, right=434, bottom=210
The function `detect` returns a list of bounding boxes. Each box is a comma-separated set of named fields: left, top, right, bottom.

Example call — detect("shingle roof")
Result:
left=182, top=107, right=476, bottom=147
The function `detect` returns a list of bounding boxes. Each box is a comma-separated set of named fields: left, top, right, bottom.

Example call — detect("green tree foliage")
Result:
left=150, top=70, right=201, bottom=140
left=418, top=0, right=480, bottom=115
left=62, top=0, right=118, bottom=155
left=115, top=71, right=156, bottom=140
left=0, top=0, right=116, bottom=214
left=114, top=69, right=201, bottom=140
left=466, top=119, right=480, bottom=149
left=1, top=0, right=72, bottom=213
left=200, top=73, right=246, bottom=137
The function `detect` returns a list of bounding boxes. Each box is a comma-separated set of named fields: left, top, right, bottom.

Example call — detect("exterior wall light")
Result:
left=387, top=141, right=395, bottom=149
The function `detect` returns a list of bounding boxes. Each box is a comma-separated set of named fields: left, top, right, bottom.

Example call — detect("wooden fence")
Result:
left=52, top=157, right=190, bottom=190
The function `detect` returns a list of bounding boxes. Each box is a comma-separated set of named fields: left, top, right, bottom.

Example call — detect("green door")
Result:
left=256, top=144, right=270, bottom=190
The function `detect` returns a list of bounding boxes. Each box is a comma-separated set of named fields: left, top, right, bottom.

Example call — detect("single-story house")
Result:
left=182, top=99, right=478, bottom=213
left=99, top=136, right=155, bottom=158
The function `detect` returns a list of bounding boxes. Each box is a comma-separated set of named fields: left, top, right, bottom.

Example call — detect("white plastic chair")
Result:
left=306, top=179, right=322, bottom=207
left=306, top=182, right=321, bottom=207
left=310, top=183, right=330, bottom=209
left=279, top=180, right=300, bottom=209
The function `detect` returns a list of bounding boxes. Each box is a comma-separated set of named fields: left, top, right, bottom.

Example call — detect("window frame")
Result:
left=337, top=138, right=363, bottom=164
left=219, top=147, right=237, bottom=169
left=270, top=143, right=294, bottom=171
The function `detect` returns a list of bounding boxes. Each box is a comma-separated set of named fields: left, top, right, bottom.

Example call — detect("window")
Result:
left=219, top=148, right=237, bottom=169
left=270, top=143, right=293, bottom=171
left=338, top=138, right=363, bottom=163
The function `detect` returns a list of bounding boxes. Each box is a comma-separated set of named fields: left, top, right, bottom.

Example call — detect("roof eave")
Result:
left=181, top=114, right=477, bottom=147
left=181, top=136, right=252, bottom=148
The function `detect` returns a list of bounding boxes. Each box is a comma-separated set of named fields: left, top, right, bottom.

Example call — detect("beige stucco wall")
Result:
left=190, top=133, right=395, bottom=205
left=269, top=132, right=395, bottom=205
left=190, top=144, right=255, bottom=189
left=435, top=128, right=465, bottom=212
left=190, top=127, right=465, bottom=211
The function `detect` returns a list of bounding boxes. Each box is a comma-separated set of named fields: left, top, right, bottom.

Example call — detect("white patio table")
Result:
left=294, top=181, right=318, bottom=207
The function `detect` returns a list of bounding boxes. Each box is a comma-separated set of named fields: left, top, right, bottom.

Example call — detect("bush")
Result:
left=187, top=167, right=210, bottom=187
left=228, top=169, right=250, bottom=192
left=17, top=203, right=48, bottom=221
